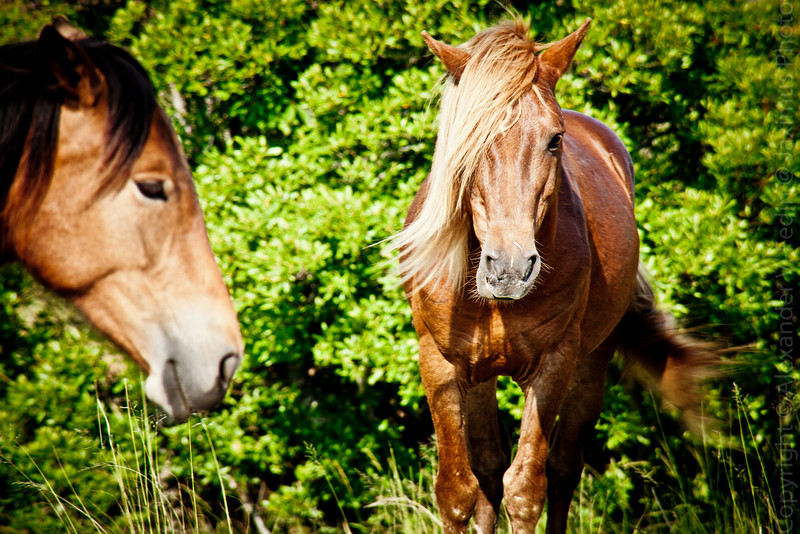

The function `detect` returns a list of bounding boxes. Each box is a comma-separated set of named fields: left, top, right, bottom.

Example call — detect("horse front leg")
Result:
left=503, top=341, right=579, bottom=534
left=418, top=334, right=478, bottom=534
left=467, top=378, right=507, bottom=534
left=546, top=336, right=616, bottom=534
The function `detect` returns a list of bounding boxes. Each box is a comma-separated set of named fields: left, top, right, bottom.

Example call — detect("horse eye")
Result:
left=548, top=134, right=563, bottom=153
left=135, top=180, right=167, bottom=201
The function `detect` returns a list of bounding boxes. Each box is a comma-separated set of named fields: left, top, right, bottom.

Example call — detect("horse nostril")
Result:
left=219, top=353, right=240, bottom=388
left=485, top=254, right=499, bottom=277
left=522, top=255, right=538, bottom=282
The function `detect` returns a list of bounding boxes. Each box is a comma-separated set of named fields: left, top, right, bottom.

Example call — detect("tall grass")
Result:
left=363, top=445, right=443, bottom=533
left=6, top=380, right=791, bottom=533
left=361, top=386, right=790, bottom=534
left=6, top=379, right=233, bottom=534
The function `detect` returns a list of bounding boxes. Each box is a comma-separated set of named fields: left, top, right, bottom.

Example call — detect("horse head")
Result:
left=423, top=19, right=591, bottom=300
left=0, top=19, right=244, bottom=423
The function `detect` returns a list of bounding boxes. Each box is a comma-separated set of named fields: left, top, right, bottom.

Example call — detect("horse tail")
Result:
left=616, top=262, right=721, bottom=433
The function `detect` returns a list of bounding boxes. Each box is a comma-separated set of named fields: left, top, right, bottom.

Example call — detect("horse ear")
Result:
left=38, top=22, right=104, bottom=108
left=539, top=18, right=591, bottom=91
left=422, top=31, right=471, bottom=83
left=52, top=15, right=89, bottom=41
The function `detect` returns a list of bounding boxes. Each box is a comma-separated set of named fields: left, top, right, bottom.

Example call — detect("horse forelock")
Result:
left=393, top=18, right=550, bottom=294
left=0, top=37, right=156, bottom=247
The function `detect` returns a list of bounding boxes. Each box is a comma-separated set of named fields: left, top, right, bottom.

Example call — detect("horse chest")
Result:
left=417, top=296, right=578, bottom=384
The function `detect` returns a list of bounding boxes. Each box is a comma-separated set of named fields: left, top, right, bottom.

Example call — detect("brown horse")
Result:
left=0, top=18, right=243, bottom=424
left=393, top=18, right=716, bottom=534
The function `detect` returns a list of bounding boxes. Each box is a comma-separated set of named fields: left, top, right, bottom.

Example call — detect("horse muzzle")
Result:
left=476, top=249, right=541, bottom=300
left=146, top=347, right=242, bottom=425
left=139, top=304, right=244, bottom=425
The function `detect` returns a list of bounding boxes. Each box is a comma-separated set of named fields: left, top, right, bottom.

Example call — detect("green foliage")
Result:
left=1, top=0, right=797, bottom=532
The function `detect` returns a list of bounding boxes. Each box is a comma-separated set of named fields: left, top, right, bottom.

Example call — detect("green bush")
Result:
left=1, top=0, right=796, bottom=532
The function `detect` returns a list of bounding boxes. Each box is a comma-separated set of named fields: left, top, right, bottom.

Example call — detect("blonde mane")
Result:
left=391, top=18, right=548, bottom=293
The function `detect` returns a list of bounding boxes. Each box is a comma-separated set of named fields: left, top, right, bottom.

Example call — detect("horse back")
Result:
left=562, top=110, right=635, bottom=203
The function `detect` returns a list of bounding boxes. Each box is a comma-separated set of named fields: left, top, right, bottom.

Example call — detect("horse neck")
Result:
left=0, top=141, right=33, bottom=263
left=0, top=183, right=24, bottom=264
left=0, top=84, right=60, bottom=264
left=537, top=177, right=560, bottom=250
left=0, top=177, right=14, bottom=262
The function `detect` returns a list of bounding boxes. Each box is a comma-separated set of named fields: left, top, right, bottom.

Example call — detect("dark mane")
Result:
left=0, top=35, right=156, bottom=239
